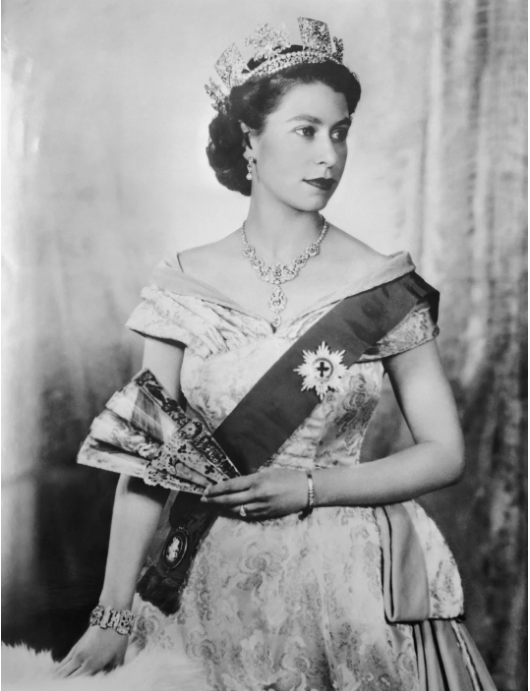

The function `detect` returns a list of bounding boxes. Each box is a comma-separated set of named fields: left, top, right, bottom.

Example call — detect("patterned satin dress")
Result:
left=124, top=252, right=467, bottom=691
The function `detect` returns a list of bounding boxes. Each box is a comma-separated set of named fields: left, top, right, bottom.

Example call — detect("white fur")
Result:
left=2, top=643, right=214, bottom=691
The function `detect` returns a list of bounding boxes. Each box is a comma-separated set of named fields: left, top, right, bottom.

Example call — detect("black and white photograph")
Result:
left=2, top=1, right=527, bottom=690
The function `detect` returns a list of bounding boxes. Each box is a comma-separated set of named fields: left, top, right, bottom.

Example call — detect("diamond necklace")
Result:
left=240, top=216, right=329, bottom=328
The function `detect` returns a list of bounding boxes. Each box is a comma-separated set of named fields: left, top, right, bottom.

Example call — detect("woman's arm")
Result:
left=100, top=336, right=186, bottom=604
left=55, top=337, right=184, bottom=677
left=313, top=338, right=465, bottom=506
left=203, top=340, right=465, bottom=516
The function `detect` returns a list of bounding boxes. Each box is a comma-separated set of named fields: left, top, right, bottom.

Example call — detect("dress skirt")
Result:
left=129, top=506, right=496, bottom=691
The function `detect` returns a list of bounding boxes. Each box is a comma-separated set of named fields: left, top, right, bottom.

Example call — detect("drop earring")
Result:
left=246, top=156, right=255, bottom=181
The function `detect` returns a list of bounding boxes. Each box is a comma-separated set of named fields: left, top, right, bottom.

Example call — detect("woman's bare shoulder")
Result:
left=177, top=233, right=240, bottom=280
left=177, top=226, right=388, bottom=283
left=327, top=225, right=387, bottom=272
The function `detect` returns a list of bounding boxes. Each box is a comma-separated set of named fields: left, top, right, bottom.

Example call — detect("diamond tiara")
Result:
left=205, top=17, right=345, bottom=113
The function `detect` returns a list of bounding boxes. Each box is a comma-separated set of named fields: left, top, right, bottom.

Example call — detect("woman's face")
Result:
left=247, top=81, right=351, bottom=212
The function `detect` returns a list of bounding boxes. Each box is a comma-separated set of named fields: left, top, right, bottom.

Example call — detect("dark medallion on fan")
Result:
left=162, top=529, right=188, bottom=569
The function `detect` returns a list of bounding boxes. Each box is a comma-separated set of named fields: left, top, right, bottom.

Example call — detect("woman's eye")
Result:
left=295, top=126, right=315, bottom=138
left=331, top=129, right=349, bottom=142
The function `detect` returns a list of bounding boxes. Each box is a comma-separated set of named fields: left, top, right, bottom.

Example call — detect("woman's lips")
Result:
left=304, top=178, right=336, bottom=191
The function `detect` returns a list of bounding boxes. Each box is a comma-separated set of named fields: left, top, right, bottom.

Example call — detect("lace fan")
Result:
left=77, top=369, right=239, bottom=493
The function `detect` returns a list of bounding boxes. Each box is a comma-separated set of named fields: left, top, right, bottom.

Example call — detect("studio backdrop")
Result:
left=2, top=1, right=526, bottom=689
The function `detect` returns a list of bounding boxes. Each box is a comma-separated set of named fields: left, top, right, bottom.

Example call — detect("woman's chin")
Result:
left=281, top=194, right=333, bottom=213
left=299, top=197, right=332, bottom=213
left=258, top=182, right=336, bottom=213
left=301, top=188, right=338, bottom=211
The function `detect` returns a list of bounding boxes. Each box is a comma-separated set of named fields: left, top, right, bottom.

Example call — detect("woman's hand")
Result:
left=201, top=468, right=309, bottom=520
left=54, top=625, right=129, bottom=678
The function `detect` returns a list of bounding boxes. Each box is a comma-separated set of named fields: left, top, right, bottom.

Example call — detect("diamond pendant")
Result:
left=240, top=217, right=330, bottom=330
left=269, top=285, right=287, bottom=327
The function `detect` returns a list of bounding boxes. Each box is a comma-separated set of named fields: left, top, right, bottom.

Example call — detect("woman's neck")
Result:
left=243, top=198, right=324, bottom=264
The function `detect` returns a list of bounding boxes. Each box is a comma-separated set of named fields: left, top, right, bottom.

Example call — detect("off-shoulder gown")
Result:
left=117, top=252, right=494, bottom=691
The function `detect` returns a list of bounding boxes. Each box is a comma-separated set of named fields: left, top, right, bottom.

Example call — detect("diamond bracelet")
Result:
left=299, top=469, right=315, bottom=520
left=89, top=603, right=136, bottom=636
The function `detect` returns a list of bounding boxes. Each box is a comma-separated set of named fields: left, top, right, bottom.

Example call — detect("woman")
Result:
left=57, top=18, right=497, bottom=690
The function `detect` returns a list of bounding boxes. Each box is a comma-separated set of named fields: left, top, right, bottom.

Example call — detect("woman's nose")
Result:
left=315, top=135, right=339, bottom=167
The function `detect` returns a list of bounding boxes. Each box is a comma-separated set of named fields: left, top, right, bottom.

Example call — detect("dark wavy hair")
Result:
left=206, top=54, right=361, bottom=196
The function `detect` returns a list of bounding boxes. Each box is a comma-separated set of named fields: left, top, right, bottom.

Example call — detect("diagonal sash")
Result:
left=138, top=270, right=439, bottom=618
left=214, top=271, right=438, bottom=473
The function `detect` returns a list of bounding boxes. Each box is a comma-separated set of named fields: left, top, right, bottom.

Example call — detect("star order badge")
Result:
left=294, top=342, right=348, bottom=400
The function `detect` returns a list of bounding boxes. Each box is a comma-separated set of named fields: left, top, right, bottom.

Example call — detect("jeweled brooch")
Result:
left=294, top=342, right=347, bottom=400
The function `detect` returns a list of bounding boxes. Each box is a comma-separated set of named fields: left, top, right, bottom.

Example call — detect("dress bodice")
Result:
left=183, top=328, right=386, bottom=471
left=125, top=253, right=469, bottom=685
left=126, top=251, right=439, bottom=471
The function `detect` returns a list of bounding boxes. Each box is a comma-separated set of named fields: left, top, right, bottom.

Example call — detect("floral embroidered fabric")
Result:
left=125, top=252, right=463, bottom=691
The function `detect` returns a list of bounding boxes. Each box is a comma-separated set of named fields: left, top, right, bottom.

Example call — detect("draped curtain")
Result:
left=366, top=2, right=527, bottom=687
left=422, top=1, right=527, bottom=685
left=2, top=0, right=526, bottom=687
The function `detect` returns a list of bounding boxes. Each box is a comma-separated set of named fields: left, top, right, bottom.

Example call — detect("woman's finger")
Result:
left=68, top=662, right=93, bottom=678
left=203, top=489, right=256, bottom=507
left=54, top=655, right=74, bottom=675
left=230, top=502, right=269, bottom=519
left=203, top=476, right=254, bottom=497
left=54, top=656, right=82, bottom=678
left=54, top=659, right=68, bottom=674
left=227, top=499, right=268, bottom=514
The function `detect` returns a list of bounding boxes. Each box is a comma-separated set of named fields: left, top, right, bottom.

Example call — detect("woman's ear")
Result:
left=240, top=121, right=254, bottom=156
